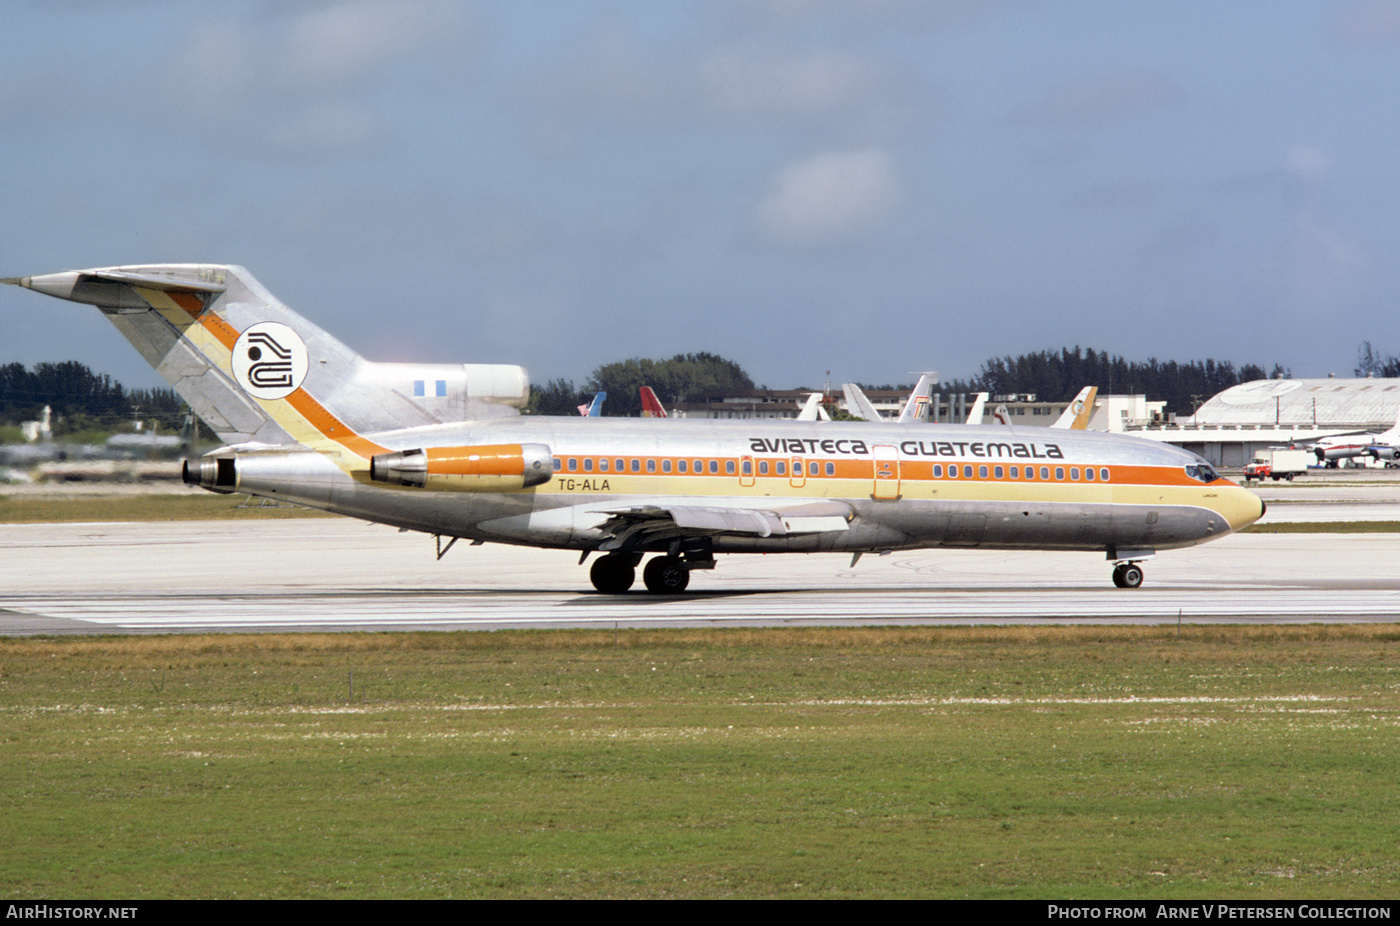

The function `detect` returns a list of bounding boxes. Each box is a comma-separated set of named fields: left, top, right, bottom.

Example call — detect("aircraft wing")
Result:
left=592, top=500, right=851, bottom=551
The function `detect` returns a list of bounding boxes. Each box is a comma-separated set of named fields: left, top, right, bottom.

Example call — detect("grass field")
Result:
left=0, top=493, right=329, bottom=522
left=2, top=626, right=1398, bottom=899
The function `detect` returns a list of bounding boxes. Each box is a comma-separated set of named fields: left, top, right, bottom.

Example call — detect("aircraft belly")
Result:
left=858, top=499, right=1228, bottom=553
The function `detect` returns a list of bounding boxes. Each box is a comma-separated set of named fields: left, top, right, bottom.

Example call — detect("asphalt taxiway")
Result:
left=3, top=517, right=1398, bottom=634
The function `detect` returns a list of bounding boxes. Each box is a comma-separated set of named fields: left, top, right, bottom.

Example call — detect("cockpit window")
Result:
left=1185, top=463, right=1219, bottom=483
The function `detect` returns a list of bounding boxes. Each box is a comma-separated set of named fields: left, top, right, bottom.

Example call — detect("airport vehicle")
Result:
left=1243, top=448, right=1311, bottom=482
left=1310, top=409, right=1400, bottom=466
left=3, top=264, right=1265, bottom=593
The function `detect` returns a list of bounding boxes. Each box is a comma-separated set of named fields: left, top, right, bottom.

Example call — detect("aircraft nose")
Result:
left=1221, top=486, right=1266, bottom=532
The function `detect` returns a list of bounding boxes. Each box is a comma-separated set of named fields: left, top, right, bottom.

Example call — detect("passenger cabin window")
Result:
left=616, top=458, right=625, bottom=471
left=647, top=459, right=656, bottom=473
left=678, top=460, right=687, bottom=473
left=663, top=460, right=672, bottom=473
left=584, top=458, right=593, bottom=472
left=568, top=458, right=578, bottom=472
left=759, top=461, right=769, bottom=475
left=1100, top=468, right=1109, bottom=481
left=726, top=460, right=736, bottom=474
left=599, top=459, right=609, bottom=472
left=631, top=459, right=640, bottom=473
left=825, top=462, right=834, bottom=476
left=933, top=464, right=943, bottom=477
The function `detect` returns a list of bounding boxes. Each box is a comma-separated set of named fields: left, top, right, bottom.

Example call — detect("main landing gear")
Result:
left=589, top=553, right=695, bottom=594
left=589, top=554, right=636, bottom=594
left=1111, top=562, right=1144, bottom=589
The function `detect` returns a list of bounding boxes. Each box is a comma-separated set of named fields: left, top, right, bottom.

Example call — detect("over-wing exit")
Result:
left=4, top=265, right=1264, bottom=593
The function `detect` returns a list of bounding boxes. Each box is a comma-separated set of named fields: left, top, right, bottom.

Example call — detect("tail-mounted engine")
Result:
left=370, top=443, right=554, bottom=492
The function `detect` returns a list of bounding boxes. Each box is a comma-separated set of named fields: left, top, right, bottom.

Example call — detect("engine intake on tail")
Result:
left=370, top=443, right=553, bottom=491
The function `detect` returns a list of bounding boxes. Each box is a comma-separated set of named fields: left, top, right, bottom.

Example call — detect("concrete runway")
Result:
left=3, top=517, right=1398, bottom=634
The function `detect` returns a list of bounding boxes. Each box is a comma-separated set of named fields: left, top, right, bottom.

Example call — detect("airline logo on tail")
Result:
left=233, top=323, right=308, bottom=399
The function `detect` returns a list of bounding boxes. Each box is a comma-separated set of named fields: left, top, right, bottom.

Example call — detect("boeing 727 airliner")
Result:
left=4, top=265, right=1264, bottom=593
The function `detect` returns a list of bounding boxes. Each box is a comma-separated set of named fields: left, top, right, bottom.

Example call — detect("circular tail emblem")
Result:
left=233, top=322, right=309, bottom=399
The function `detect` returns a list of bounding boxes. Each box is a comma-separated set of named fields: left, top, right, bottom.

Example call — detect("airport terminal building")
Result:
left=1127, top=377, right=1400, bottom=467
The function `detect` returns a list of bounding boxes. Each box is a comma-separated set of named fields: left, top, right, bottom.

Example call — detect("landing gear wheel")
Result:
left=643, top=555, right=690, bottom=594
left=590, top=555, right=635, bottom=593
left=1112, top=563, right=1144, bottom=589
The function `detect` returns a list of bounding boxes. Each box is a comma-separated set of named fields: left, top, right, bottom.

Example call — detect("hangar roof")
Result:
left=1194, top=378, right=1400, bottom=429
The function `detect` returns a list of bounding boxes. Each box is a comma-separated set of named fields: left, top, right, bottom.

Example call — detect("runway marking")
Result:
left=7, top=586, right=1400, bottom=631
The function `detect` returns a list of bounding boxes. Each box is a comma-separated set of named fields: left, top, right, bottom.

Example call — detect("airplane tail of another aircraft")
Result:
left=1051, top=386, right=1099, bottom=430
left=841, top=383, right=884, bottom=422
left=640, top=386, right=668, bottom=418
left=3, top=264, right=529, bottom=449
left=579, top=392, right=606, bottom=417
left=895, top=372, right=937, bottom=424
left=964, top=392, right=988, bottom=425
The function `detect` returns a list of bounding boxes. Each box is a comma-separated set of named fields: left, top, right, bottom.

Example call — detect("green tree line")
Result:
left=0, top=361, right=187, bottom=435
left=941, top=347, right=1290, bottom=418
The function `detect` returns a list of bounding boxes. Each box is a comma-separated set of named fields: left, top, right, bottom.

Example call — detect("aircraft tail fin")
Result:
left=579, top=392, right=606, bottom=417
left=1051, top=386, right=1099, bottom=430
left=4, top=265, right=529, bottom=454
left=841, top=383, right=884, bottom=422
left=795, top=392, right=829, bottom=421
left=964, top=392, right=988, bottom=425
left=639, top=386, right=667, bottom=418
left=895, top=372, right=937, bottom=424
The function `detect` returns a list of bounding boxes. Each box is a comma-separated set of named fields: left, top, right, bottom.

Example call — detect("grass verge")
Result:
left=2, top=625, right=1398, bottom=899
left=1241, top=520, right=1400, bottom=533
left=0, top=493, right=330, bottom=522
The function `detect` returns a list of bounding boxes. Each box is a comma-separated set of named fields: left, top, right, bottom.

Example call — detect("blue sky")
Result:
left=4, top=0, right=1400, bottom=394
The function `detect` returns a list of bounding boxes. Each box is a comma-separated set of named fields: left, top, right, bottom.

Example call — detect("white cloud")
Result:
left=755, top=148, right=899, bottom=247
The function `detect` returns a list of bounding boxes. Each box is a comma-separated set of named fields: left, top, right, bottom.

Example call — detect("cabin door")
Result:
left=872, top=444, right=901, bottom=500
